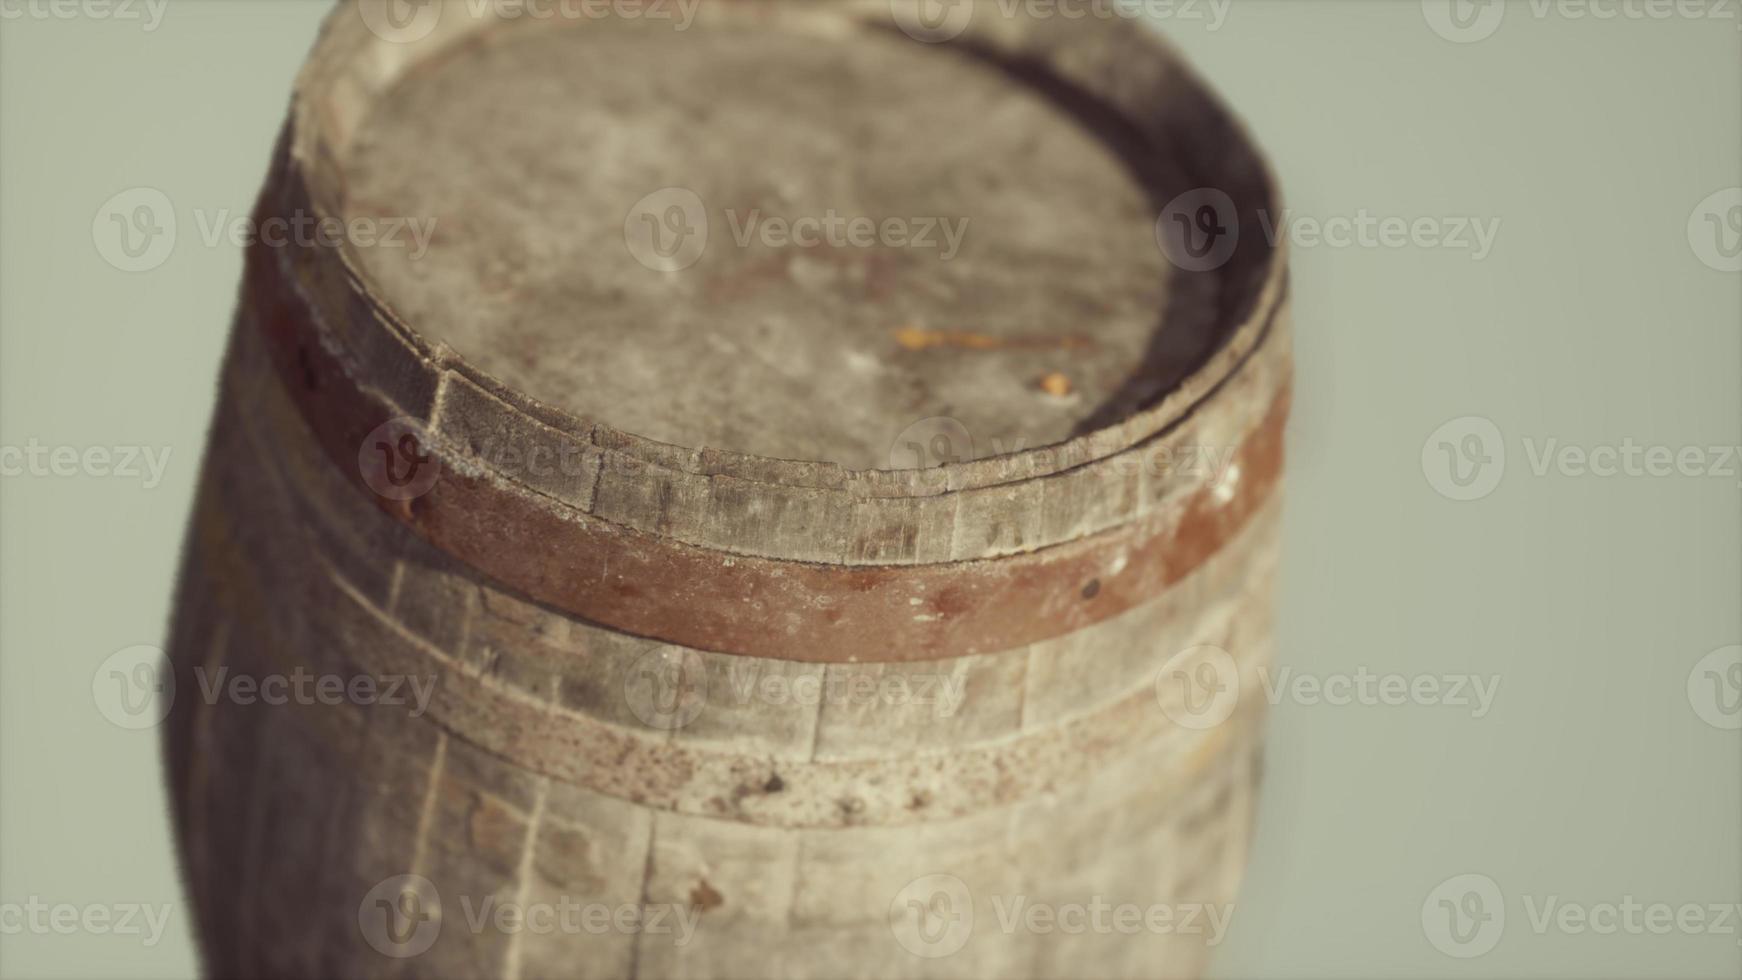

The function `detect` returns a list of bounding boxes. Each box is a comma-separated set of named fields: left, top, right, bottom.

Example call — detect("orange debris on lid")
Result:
left=1039, top=372, right=1073, bottom=397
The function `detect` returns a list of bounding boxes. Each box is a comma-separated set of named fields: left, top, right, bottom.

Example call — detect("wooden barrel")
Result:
left=162, top=2, right=1289, bottom=977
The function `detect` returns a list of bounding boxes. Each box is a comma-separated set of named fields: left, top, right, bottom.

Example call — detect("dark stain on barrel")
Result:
left=690, top=879, right=724, bottom=912
left=296, top=345, right=320, bottom=391
left=930, top=586, right=972, bottom=617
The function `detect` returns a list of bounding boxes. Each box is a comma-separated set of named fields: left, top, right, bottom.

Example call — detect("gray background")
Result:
left=1, top=1, right=1738, bottom=977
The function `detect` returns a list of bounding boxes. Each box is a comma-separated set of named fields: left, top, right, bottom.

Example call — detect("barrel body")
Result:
left=163, top=3, right=1291, bottom=977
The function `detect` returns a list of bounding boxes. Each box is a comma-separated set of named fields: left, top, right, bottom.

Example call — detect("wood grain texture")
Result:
left=169, top=387, right=1274, bottom=975
left=163, top=2, right=1290, bottom=977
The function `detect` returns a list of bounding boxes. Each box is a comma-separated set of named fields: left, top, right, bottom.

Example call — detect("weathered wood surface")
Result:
left=168, top=337, right=1276, bottom=977
left=343, top=16, right=1182, bottom=471
left=164, top=2, right=1290, bottom=977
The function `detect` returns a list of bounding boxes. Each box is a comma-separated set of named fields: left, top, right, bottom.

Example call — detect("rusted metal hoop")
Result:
left=248, top=234, right=1288, bottom=663
left=249, top=2, right=1292, bottom=663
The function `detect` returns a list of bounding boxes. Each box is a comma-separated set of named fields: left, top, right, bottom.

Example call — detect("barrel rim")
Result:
left=283, top=0, right=1289, bottom=500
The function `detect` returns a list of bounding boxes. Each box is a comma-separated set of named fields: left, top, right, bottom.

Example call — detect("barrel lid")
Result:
left=249, top=0, right=1291, bottom=660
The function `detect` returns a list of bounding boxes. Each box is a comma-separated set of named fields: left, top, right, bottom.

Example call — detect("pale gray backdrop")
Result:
left=1, top=1, right=1738, bottom=978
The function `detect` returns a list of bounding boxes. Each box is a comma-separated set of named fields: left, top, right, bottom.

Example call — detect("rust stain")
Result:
left=893, top=324, right=1095, bottom=353
left=465, top=793, right=522, bottom=859
left=690, top=879, right=724, bottom=912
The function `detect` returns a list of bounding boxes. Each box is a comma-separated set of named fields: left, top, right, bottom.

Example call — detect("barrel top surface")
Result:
left=340, top=15, right=1207, bottom=470
left=287, top=1, right=1285, bottom=499
left=249, top=0, right=1290, bottom=649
